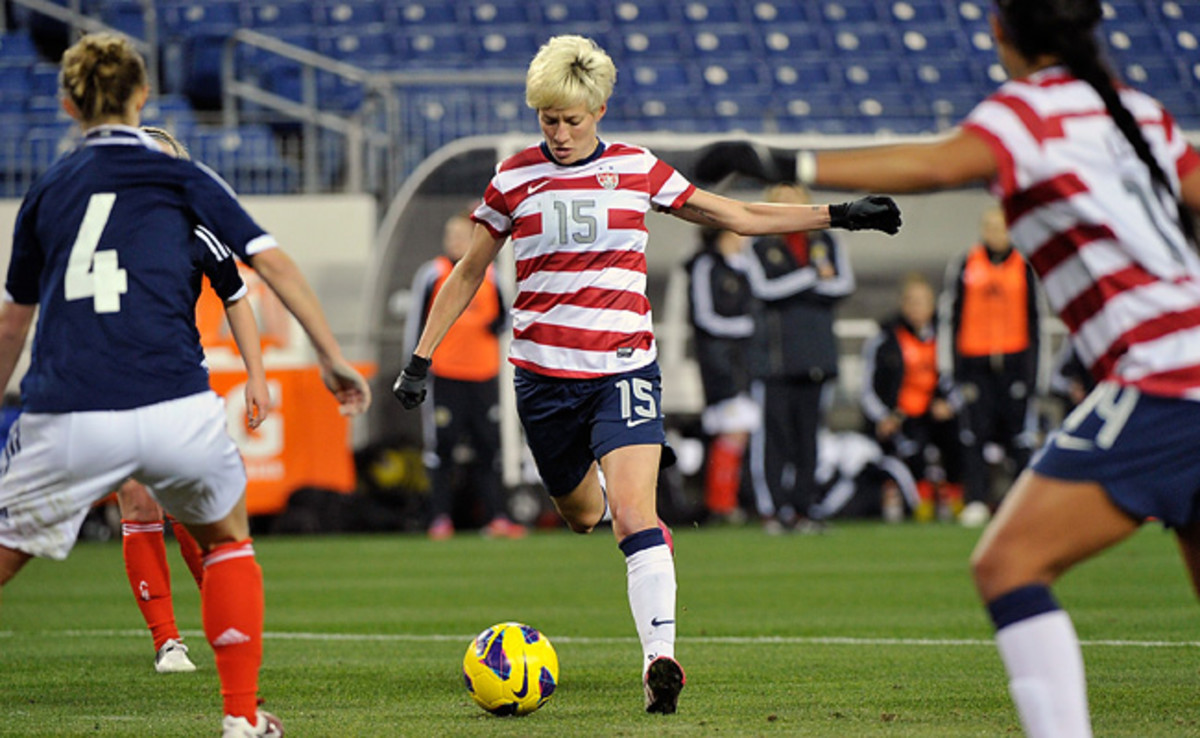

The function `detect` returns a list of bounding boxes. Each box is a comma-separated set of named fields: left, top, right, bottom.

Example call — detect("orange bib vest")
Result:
left=896, top=324, right=937, bottom=417
left=957, top=246, right=1030, bottom=358
left=431, top=257, right=501, bottom=381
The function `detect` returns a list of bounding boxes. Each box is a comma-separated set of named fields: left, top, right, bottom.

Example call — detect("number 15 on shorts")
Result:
left=617, top=377, right=657, bottom=428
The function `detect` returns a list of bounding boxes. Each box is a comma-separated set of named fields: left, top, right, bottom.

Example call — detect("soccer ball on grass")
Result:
left=462, top=622, right=559, bottom=716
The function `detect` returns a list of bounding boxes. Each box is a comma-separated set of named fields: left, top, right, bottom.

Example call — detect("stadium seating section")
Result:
left=1, top=0, right=1197, bottom=195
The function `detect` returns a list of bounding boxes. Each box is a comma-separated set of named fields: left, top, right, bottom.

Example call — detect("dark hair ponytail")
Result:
left=997, top=0, right=1197, bottom=247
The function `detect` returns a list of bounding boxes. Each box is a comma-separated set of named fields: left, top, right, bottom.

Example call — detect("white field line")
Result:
left=2, top=629, right=1200, bottom=648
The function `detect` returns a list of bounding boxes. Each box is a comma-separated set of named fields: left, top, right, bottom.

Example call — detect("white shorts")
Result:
left=0, top=391, right=246, bottom=560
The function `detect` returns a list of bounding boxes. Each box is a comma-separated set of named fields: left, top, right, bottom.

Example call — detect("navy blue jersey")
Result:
left=8, top=126, right=273, bottom=412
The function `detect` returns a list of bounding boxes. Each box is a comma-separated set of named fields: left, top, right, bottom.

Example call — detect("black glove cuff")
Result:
left=405, top=354, right=431, bottom=378
left=828, top=203, right=850, bottom=229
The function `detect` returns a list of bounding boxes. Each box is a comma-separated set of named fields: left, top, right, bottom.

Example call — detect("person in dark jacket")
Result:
left=862, top=273, right=963, bottom=521
left=743, top=184, right=854, bottom=533
left=938, top=206, right=1046, bottom=527
left=685, top=227, right=760, bottom=522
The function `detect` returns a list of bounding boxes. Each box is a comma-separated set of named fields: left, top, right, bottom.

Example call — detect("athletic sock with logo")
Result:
left=202, top=539, right=263, bottom=721
left=619, top=528, right=676, bottom=671
left=169, top=516, right=205, bottom=589
left=988, top=584, right=1092, bottom=738
left=121, top=520, right=180, bottom=651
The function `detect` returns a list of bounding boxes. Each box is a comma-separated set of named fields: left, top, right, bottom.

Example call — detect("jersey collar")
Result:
left=82, top=124, right=158, bottom=149
left=539, top=139, right=607, bottom=168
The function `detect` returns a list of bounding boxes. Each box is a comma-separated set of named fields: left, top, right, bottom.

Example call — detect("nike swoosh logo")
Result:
left=650, top=617, right=675, bottom=627
left=513, top=656, right=530, bottom=698
left=1054, top=433, right=1094, bottom=451
left=626, top=418, right=652, bottom=428
left=528, top=180, right=549, bottom=194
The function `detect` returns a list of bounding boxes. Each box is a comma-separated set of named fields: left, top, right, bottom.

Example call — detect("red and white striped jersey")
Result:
left=472, top=141, right=695, bottom=378
left=963, top=66, right=1200, bottom=399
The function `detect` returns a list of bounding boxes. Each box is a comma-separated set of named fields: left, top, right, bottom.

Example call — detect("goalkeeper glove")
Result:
left=693, top=140, right=800, bottom=184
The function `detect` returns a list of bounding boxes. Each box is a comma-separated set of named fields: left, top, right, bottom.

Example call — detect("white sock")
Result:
left=995, top=610, right=1092, bottom=738
left=625, top=544, right=676, bottom=672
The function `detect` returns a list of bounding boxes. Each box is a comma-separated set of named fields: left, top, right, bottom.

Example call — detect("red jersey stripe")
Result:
left=514, top=286, right=651, bottom=314
left=1089, top=305, right=1200, bottom=380
left=608, top=208, right=647, bottom=231
left=1058, top=265, right=1158, bottom=332
left=1004, top=173, right=1089, bottom=224
left=1027, top=223, right=1117, bottom=277
left=515, top=249, right=646, bottom=281
left=513, top=323, right=655, bottom=352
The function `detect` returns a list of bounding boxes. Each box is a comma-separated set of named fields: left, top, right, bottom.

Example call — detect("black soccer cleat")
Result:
left=643, top=656, right=686, bottom=714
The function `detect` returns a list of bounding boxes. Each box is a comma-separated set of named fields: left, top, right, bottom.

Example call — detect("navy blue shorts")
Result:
left=1032, top=382, right=1200, bottom=528
left=515, top=362, right=667, bottom=497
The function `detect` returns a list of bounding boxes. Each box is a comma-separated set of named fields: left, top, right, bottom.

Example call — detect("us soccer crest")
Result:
left=596, top=168, right=619, bottom=189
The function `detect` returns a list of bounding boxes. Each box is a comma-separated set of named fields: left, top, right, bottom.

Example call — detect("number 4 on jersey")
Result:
left=64, top=192, right=128, bottom=314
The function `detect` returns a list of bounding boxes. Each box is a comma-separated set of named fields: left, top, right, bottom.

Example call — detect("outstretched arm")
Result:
left=693, top=129, right=998, bottom=193
left=394, top=225, right=505, bottom=409
left=248, top=248, right=370, bottom=416
left=673, top=188, right=901, bottom=235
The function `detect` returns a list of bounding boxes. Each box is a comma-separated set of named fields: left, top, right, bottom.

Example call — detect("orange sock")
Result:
left=168, top=517, right=205, bottom=590
left=122, top=520, right=179, bottom=651
left=202, top=540, right=264, bottom=721
left=705, top=436, right=744, bottom=515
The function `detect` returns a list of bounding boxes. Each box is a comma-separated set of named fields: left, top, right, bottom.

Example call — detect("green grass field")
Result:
left=3, top=522, right=1200, bottom=736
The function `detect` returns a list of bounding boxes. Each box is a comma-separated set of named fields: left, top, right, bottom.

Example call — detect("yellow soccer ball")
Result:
left=462, top=622, right=559, bottom=716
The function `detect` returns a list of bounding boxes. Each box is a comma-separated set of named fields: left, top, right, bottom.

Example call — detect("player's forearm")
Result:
left=223, top=298, right=267, bottom=383
left=414, top=263, right=488, bottom=360
left=0, top=302, right=34, bottom=394
left=249, top=249, right=345, bottom=367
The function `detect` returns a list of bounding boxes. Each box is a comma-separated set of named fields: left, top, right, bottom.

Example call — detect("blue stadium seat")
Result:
left=680, top=0, right=744, bottom=24
left=840, top=58, right=907, bottom=88
left=244, top=1, right=314, bottom=29
left=748, top=0, right=812, bottom=25
left=887, top=0, right=948, bottom=23
left=391, top=1, right=459, bottom=25
left=611, top=0, right=676, bottom=25
left=1160, top=1, right=1200, bottom=23
left=142, top=94, right=199, bottom=131
left=910, top=59, right=980, bottom=91
left=821, top=0, right=880, bottom=23
left=161, top=1, right=242, bottom=37
left=627, top=61, right=696, bottom=92
left=0, top=31, right=40, bottom=61
left=899, top=27, right=962, bottom=55
left=615, top=27, right=689, bottom=59
left=467, top=0, right=534, bottom=26
left=393, top=29, right=474, bottom=67
left=1104, top=25, right=1167, bottom=60
left=759, top=26, right=827, bottom=59
left=1102, top=0, right=1147, bottom=23
left=1121, top=59, right=1188, bottom=98
left=928, top=90, right=983, bottom=125
left=704, top=91, right=776, bottom=132
left=540, top=0, right=607, bottom=30
left=315, top=0, right=386, bottom=26
left=29, top=63, right=59, bottom=97
left=699, top=60, right=770, bottom=91
left=473, top=28, right=542, bottom=65
left=772, top=61, right=838, bottom=96
left=691, top=27, right=758, bottom=58
left=99, top=2, right=148, bottom=39
left=317, top=26, right=392, bottom=65
left=830, top=26, right=896, bottom=55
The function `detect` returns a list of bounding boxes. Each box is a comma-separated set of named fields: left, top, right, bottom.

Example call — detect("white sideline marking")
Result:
left=3, top=629, right=1200, bottom=649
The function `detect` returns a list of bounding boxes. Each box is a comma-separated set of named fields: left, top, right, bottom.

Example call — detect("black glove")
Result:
left=829, top=196, right=902, bottom=235
left=392, top=354, right=431, bottom=409
left=693, top=140, right=798, bottom=184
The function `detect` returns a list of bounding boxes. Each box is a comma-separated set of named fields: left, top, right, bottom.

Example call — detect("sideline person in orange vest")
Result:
left=939, top=207, right=1046, bottom=527
left=405, top=210, right=524, bottom=540
left=861, top=273, right=963, bottom=522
